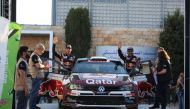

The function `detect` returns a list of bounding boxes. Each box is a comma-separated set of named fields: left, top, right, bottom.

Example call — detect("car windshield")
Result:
left=72, top=61, right=126, bottom=74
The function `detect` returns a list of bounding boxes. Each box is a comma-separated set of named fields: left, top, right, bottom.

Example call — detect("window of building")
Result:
left=55, top=0, right=184, bottom=28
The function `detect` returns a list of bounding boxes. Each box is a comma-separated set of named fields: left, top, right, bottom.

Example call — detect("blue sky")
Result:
left=16, top=0, right=52, bottom=25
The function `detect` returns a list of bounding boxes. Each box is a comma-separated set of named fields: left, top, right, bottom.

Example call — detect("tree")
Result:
left=65, top=8, right=91, bottom=58
left=159, top=9, right=184, bottom=82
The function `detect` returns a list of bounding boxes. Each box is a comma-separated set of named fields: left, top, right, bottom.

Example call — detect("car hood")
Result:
left=70, top=73, right=130, bottom=86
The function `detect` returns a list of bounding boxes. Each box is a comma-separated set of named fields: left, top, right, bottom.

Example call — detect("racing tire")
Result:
left=62, top=106, right=72, bottom=109
left=58, top=100, right=63, bottom=108
left=47, top=97, right=53, bottom=103
left=130, top=106, right=138, bottom=109
left=126, top=105, right=138, bottom=109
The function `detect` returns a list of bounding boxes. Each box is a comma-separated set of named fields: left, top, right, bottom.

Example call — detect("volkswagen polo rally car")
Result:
left=61, top=57, right=138, bottom=109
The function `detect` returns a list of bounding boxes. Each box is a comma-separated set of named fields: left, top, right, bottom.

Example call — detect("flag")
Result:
left=0, top=17, right=21, bottom=109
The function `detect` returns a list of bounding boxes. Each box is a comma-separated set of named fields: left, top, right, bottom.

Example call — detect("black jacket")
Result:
left=118, top=48, right=137, bottom=66
left=157, top=60, right=171, bottom=84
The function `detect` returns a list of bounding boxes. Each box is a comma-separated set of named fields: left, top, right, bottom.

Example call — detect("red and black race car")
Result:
left=39, top=57, right=139, bottom=109
left=59, top=57, right=138, bottom=109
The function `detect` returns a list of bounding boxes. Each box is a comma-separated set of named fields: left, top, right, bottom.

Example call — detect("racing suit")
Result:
left=118, top=48, right=137, bottom=74
left=61, top=53, right=75, bottom=71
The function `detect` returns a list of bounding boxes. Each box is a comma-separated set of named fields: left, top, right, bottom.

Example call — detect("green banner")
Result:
left=0, top=19, right=21, bottom=109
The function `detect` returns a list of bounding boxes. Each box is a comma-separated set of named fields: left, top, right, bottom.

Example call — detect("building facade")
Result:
left=22, top=0, right=184, bottom=56
left=55, top=0, right=184, bottom=28
left=0, top=0, right=9, bottom=19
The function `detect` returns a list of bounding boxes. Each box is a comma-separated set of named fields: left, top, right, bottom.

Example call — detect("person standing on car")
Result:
left=118, top=42, right=138, bottom=74
left=52, top=37, right=75, bottom=71
left=61, top=44, right=75, bottom=71
left=29, top=43, right=50, bottom=109
left=151, top=50, right=171, bottom=109
left=176, top=72, right=184, bottom=109
left=53, top=36, right=62, bottom=60
left=57, top=44, right=75, bottom=108
left=14, top=46, right=30, bottom=109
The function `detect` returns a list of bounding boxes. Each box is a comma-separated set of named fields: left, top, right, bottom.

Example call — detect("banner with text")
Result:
left=0, top=17, right=21, bottom=109
left=96, top=46, right=157, bottom=62
left=0, top=17, right=9, bottom=101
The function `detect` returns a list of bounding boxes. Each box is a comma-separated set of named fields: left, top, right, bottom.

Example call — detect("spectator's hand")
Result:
left=151, top=67, right=156, bottom=73
left=44, top=64, right=51, bottom=70
left=60, top=59, right=63, bottom=62
left=24, top=89, right=29, bottom=96
left=43, top=61, right=49, bottom=65
left=118, top=42, right=122, bottom=49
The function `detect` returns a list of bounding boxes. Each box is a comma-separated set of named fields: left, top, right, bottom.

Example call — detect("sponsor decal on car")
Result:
left=83, top=74, right=117, bottom=79
left=86, top=79, right=116, bottom=85
left=98, top=86, right=105, bottom=92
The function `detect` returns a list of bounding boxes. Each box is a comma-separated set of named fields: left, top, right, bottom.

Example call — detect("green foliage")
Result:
left=159, top=9, right=184, bottom=82
left=65, top=8, right=91, bottom=58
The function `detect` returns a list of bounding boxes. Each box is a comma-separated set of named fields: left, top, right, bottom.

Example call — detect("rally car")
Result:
left=60, top=57, right=138, bottom=109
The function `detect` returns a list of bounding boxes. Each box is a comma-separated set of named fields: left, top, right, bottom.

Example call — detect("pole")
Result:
left=10, top=0, right=16, bottom=22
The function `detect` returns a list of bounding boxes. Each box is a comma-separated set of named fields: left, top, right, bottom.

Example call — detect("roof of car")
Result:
left=76, top=56, right=121, bottom=63
left=90, top=56, right=107, bottom=60
left=77, top=58, right=88, bottom=61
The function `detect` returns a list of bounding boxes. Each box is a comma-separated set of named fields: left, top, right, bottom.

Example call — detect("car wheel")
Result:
left=47, top=97, right=53, bottom=103
left=126, top=106, right=138, bottom=109
left=131, top=106, right=138, bottom=109
left=58, top=100, right=62, bottom=108
left=62, top=106, right=72, bottom=109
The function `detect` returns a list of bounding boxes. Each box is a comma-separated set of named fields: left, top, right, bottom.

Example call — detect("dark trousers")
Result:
left=153, top=85, right=160, bottom=106
left=177, top=91, right=184, bottom=109
left=157, top=83, right=169, bottom=109
left=29, top=78, right=42, bottom=109
left=16, top=90, right=29, bottom=109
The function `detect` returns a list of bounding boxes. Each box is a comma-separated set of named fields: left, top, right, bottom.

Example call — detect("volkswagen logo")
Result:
left=98, top=86, right=105, bottom=92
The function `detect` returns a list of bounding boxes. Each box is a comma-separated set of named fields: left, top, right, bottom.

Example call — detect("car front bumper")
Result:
left=62, top=90, right=137, bottom=108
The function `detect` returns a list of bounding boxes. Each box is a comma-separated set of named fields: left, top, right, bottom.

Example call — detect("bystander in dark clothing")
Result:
left=150, top=47, right=172, bottom=109
left=151, top=50, right=171, bottom=109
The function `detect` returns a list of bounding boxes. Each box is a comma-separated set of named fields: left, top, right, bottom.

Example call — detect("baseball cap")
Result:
left=66, top=44, right=72, bottom=49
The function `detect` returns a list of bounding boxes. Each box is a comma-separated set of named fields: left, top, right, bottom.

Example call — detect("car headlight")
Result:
left=120, top=84, right=134, bottom=91
left=69, top=83, right=84, bottom=90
